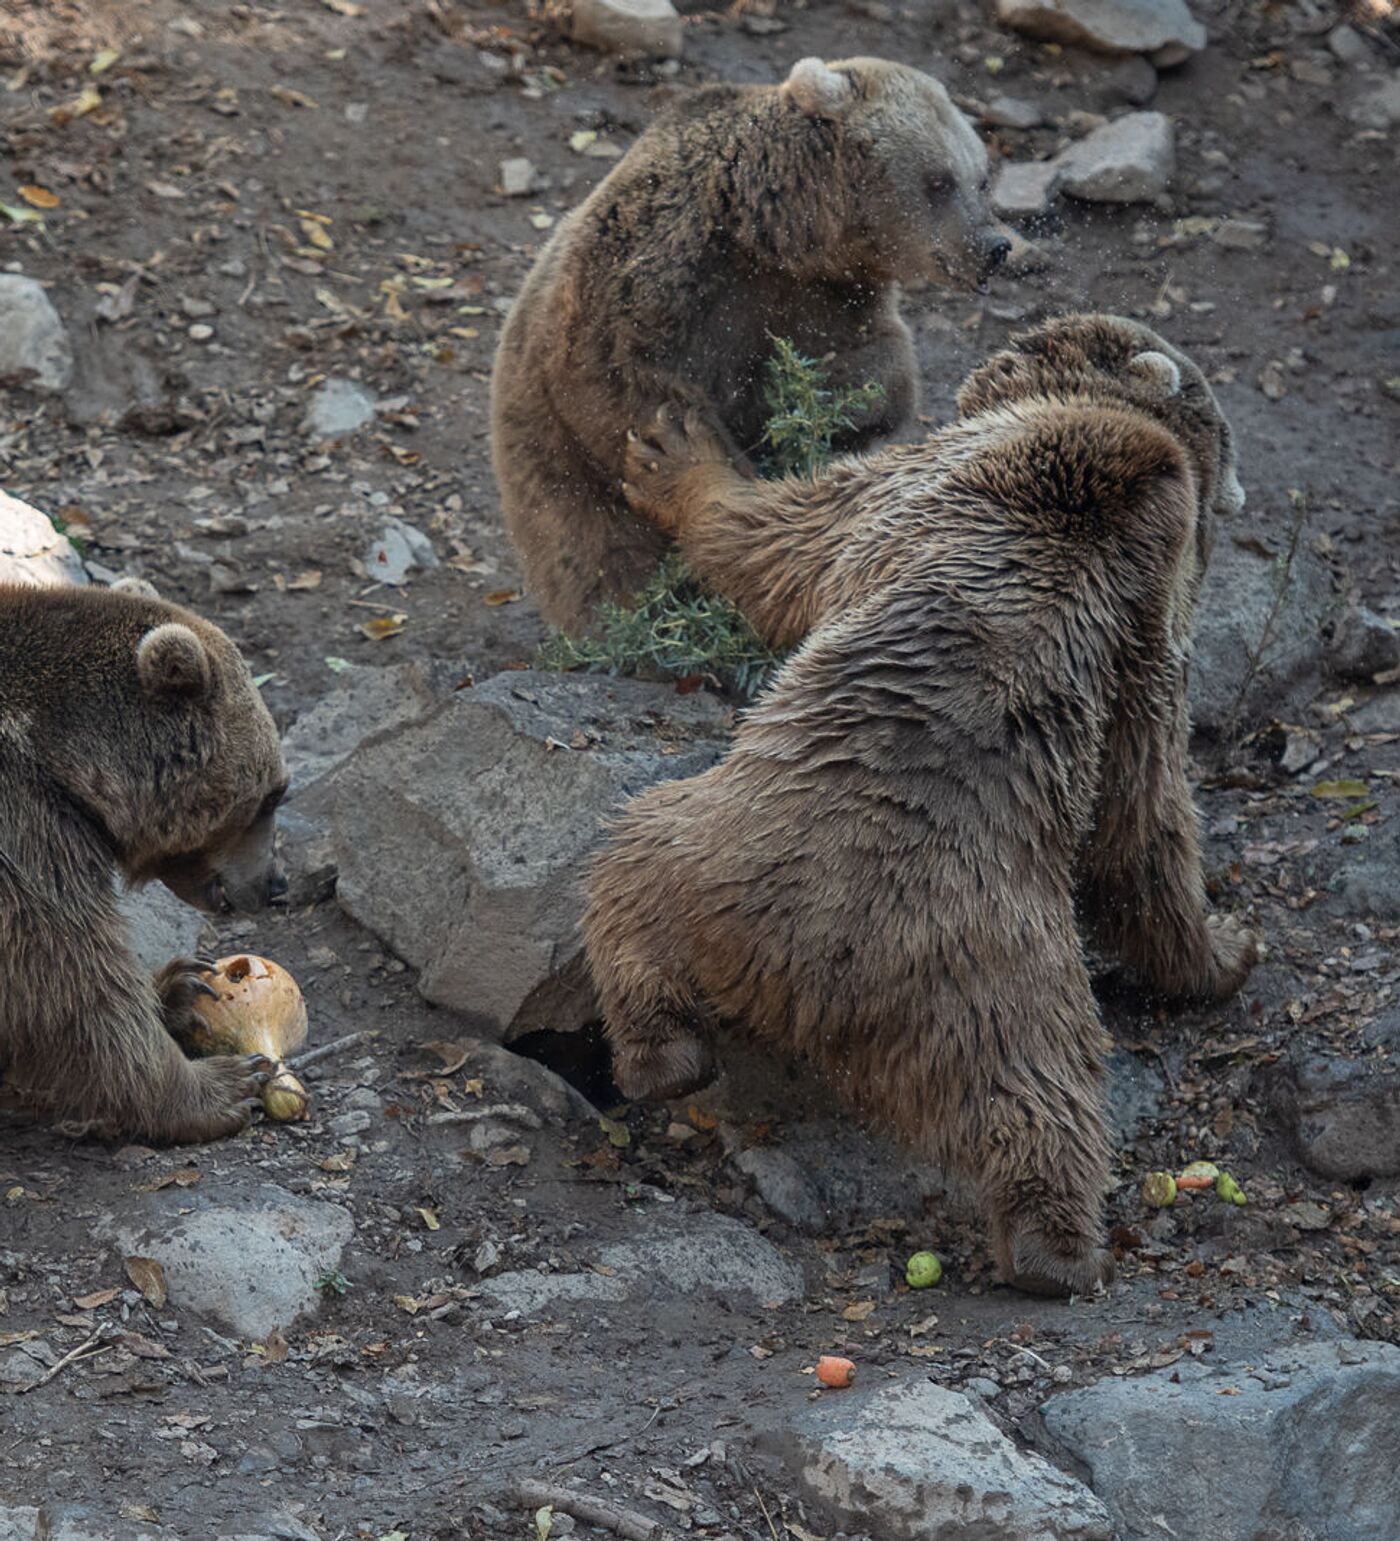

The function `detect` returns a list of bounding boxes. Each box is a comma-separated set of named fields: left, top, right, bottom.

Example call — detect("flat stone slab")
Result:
left=479, top=1210, right=803, bottom=1315
left=1038, top=1340, right=1400, bottom=1541
left=995, top=0, right=1205, bottom=66
left=764, top=1377, right=1113, bottom=1540
left=100, top=1183, right=354, bottom=1340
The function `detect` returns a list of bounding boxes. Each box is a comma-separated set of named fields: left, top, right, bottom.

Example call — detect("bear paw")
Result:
left=611, top=1027, right=716, bottom=1104
left=1000, top=1227, right=1115, bottom=1299
left=1204, top=913, right=1263, bottom=1001
left=155, top=1053, right=274, bottom=1145
left=622, top=405, right=734, bottom=533
left=154, top=955, right=220, bottom=1049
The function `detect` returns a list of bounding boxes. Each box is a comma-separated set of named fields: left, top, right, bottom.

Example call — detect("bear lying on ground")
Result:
left=583, top=314, right=1259, bottom=1296
left=491, top=55, right=1009, bottom=634
left=0, top=581, right=289, bottom=1144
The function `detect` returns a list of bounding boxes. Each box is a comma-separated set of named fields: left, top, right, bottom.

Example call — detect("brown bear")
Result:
left=490, top=55, right=1009, bottom=634
left=0, top=581, right=290, bottom=1144
left=583, top=314, right=1259, bottom=1297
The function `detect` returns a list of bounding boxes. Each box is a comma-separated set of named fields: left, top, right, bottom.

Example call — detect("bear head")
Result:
left=55, top=588, right=290, bottom=914
left=780, top=56, right=1009, bottom=290
left=955, top=312, right=1246, bottom=556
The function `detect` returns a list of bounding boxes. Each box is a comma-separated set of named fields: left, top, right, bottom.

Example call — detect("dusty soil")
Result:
left=1, top=1, right=1398, bottom=1537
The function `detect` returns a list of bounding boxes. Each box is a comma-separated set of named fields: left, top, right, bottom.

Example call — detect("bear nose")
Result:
left=984, top=234, right=1012, bottom=272
left=267, top=868, right=289, bottom=904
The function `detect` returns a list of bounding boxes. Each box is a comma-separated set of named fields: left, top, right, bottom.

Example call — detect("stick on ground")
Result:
left=507, top=1479, right=662, bottom=1541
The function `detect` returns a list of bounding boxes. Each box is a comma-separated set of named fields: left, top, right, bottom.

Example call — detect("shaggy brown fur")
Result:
left=0, top=582, right=289, bottom=1144
left=584, top=314, right=1259, bottom=1296
left=491, top=55, right=1009, bottom=634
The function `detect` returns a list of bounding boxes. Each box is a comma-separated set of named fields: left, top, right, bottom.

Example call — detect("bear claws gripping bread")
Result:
left=491, top=55, right=1010, bottom=634
left=0, top=582, right=290, bottom=1144
left=584, top=314, right=1259, bottom=1298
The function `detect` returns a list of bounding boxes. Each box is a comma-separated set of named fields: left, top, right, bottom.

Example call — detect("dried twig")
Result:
left=507, top=1479, right=662, bottom=1541
left=291, top=1030, right=376, bottom=1071
left=18, top=1332, right=108, bottom=1393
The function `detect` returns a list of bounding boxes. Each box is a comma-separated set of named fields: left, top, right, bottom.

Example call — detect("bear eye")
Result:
left=260, top=783, right=288, bottom=817
left=925, top=171, right=953, bottom=202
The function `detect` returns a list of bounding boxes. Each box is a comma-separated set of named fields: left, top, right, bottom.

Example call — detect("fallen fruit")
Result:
left=905, top=1251, right=943, bottom=1289
left=1176, top=1160, right=1221, bottom=1191
left=815, top=1355, right=855, bottom=1388
left=188, top=955, right=310, bottom=1121
left=1142, top=1171, right=1178, bottom=1208
left=1215, top=1173, right=1247, bottom=1206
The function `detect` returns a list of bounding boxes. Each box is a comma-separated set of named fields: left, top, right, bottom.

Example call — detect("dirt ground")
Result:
left=1, top=0, right=1399, bottom=1537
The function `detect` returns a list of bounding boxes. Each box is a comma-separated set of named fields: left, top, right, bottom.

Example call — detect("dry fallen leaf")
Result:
left=485, top=1144, right=531, bottom=1167
left=403, top=1040, right=471, bottom=1078
left=300, top=218, right=333, bottom=252
left=261, top=1328, right=289, bottom=1365
left=320, top=0, right=365, bottom=12
left=115, top=1331, right=171, bottom=1359
left=483, top=589, right=523, bottom=607
left=50, top=84, right=101, bottom=124
left=18, top=185, right=59, bottom=209
left=89, top=47, right=121, bottom=75
left=271, top=84, right=319, bottom=109
left=360, top=614, right=406, bottom=642
left=842, top=1299, right=877, bottom=1322
left=417, top=1207, right=440, bottom=1231
left=125, top=1256, right=168, bottom=1309
left=319, top=1148, right=357, bottom=1173
left=72, top=1288, right=121, bottom=1311
left=287, top=569, right=323, bottom=591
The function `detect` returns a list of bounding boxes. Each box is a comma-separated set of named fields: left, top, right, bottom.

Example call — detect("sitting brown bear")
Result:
left=583, top=314, right=1259, bottom=1296
left=0, top=581, right=289, bottom=1144
left=490, top=55, right=1009, bottom=634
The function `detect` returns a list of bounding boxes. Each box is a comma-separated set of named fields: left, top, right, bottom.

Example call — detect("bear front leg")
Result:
left=1081, top=738, right=1261, bottom=1003
left=977, top=1067, right=1117, bottom=1298
left=623, top=406, right=878, bottom=646
left=583, top=785, right=717, bottom=1103
left=822, top=311, right=918, bottom=453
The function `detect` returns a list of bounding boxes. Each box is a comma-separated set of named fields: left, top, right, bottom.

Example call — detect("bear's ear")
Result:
left=782, top=58, right=854, bottom=119
left=136, top=623, right=212, bottom=700
left=1127, top=350, right=1182, bottom=397
left=111, top=576, right=161, bottom=600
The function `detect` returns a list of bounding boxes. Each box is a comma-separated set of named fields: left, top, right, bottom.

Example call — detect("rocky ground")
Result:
left=2, top=0, right=1400, bottom=1538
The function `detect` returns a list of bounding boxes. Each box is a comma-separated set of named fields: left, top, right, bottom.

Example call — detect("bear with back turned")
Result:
left=491, top=55, right=1009, bottom=634
left=0, top=581, right=289, bottom=1144
left=585, top=314, right=1260, bottom=1297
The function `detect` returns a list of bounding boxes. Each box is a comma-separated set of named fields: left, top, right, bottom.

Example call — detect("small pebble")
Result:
left=188, top=323, right=214, bottom=342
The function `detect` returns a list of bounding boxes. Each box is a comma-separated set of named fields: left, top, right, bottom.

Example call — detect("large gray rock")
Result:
left=765, top=1378, right=1113, bottom=1540
left=331, top=670, right=729, bottom=1038
left=1055, top=112, right=1176, bottom=203
left=119, top=881, right=206, bottom=974
left=0, top=274, right=73, bottom=391
left=568, top=0, right=683, bottom=57
left=1038, top=1341, right=1400, bottom=1541
left=0, top=1509, right=177, bottom=1541
left=1264, top=1046, right=1400, bottom=1182
left=994, top=0, right=1205, bottom=66
left=1328, top=604, right=1400, bottom=682
left=480, top=1210, right=803, bottom=1316
left=0, top=490, right=87, bottom=588
left=283, top=661, right=449, bottom=792
left=1190, top=529, right=1334, bottom=738
left=101, top=1183, right=354, bottom=1340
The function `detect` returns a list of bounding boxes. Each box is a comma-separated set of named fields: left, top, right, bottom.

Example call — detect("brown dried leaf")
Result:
left=72, top=1288, right=121, bottom=1311
left=483, top=589, right=523, bottom=607
left=114, top=1331, right=172, bottom=1359
left=360, top=614, right=406, bottom=642
left=18, top=185, right=59, bottom=209
left=124, top=1256, right=167, bottom=1309
left=842, top=1299, right=877, bottom=1322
